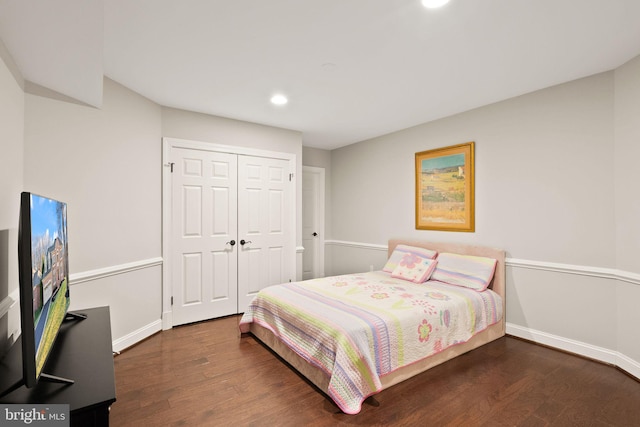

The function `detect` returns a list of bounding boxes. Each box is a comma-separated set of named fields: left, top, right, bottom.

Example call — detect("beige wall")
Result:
left=23, top=78, right=163, bottom=345
left=162, top=107, right=302, bottom=156
left=331, top=72, right=616, bottom=266
left=0, top=44, right=24, bottom=355
left=614, top=55, right=640, bottom=365
left=16, top=79, right=302, bottom=347
left=16, top=84, right=304, bottom=349
left=0, top=42, right=23, bottom=230
left=614, top=55, right=640, bottom=274
left=328, top=65, right=639, bottom=376
left=1, top=70, right=304, bottom=351
left=25, top=78, right=162, bottom=271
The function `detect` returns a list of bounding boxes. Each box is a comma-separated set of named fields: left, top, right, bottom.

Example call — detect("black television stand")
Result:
left=0, top=306, right=116, bottom=426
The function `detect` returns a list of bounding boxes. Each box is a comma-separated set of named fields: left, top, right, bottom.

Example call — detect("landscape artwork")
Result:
left=415, top=142, right=475, bottom=232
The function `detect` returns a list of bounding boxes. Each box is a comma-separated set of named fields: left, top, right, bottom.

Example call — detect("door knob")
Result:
left=240, top=239, right=252, bottom=245
left=312, top=232, right=318, bottom=237
left=226, top=240, right=236, bottom=246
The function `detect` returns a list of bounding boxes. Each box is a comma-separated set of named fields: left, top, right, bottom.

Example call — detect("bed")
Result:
left=239, top=239, right=505, bottom=414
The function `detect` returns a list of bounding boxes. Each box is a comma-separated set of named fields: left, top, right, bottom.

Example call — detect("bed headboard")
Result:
left=388, top=239, right=506, bottom=326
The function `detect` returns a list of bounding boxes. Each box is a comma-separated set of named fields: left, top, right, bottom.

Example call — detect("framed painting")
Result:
left=415, top=142, right=475, bottom=232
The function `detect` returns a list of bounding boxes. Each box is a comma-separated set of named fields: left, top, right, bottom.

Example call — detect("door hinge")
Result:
left=289, top=173, right=294, bottom=181
left=171, top=296, right=174, bottom=306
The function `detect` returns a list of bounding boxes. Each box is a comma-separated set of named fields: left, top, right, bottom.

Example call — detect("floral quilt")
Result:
left=239, top=271, right=502, bottom=414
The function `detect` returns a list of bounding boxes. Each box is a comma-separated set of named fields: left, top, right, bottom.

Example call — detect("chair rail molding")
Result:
left=324, top=239, right=388, bottom=251
left=506, top=257, right=640, bottom=286
left=69, top=257, right=163, bottom=286
left=325, top=240, right=639, bottom=285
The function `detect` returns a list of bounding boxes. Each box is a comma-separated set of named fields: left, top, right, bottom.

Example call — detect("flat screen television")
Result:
left=16, top=192, right=82, bottom=388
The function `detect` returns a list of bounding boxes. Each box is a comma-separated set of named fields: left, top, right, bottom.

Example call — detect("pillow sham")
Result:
left=431, top=252, right=497, bottom=291
left=391, top=255, right=438, bottom=284
left=383, top=244, right=437, bottom=273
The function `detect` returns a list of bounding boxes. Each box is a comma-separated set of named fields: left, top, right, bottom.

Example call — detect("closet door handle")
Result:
left=226, top=240, right=236, bottom=246
left=312, top=232, right=318, bottom=237
left=240, top=239, right=252, bottom=246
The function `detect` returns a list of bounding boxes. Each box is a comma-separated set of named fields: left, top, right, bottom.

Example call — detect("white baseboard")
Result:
left=506, top=322, right=640, bottom=379
left=112, top=319, right=162, bottom=353
left=617, top=352, right=640, bottom=380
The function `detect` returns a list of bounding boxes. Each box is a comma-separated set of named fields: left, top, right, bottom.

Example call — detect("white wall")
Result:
left=23, top=78, right=163, bottom=349
left=327, top=66, right=639, bottom=377
left=0, top=45, right=24, bottom=356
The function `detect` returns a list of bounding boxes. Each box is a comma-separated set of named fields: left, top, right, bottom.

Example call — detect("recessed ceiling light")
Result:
left=421, top=0, right=450, bottom=9
left=270, top=94, right=288, bottom=106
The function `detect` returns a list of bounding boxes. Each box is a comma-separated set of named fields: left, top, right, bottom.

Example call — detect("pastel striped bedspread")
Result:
left=239, top=271, right=502, bottom=414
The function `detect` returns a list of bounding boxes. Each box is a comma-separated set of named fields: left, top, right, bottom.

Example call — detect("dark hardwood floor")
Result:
left=110, top=315, right=640, bottom=426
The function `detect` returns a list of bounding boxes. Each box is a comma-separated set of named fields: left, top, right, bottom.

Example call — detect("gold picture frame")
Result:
left=415, top=142, right=475, bottom=232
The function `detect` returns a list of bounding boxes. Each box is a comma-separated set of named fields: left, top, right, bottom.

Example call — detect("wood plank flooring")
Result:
left=110, top=315, right=640, bottom=426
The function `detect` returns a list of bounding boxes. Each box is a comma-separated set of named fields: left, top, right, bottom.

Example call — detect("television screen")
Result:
left=18, top=192, right=71, bottom=387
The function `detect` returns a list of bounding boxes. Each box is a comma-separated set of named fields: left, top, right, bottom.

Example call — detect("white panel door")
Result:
left=237, top=155, right=292, bottom=312
left=171, top=148, right=238, bottom=325
left=302, top=166, right=325, bottom=280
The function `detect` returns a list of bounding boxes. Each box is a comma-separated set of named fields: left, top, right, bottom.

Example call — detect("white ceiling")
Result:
left=2, top=1, right=640, bottom=149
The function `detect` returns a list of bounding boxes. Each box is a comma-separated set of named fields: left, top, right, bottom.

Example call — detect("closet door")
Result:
left=237, top=155, right=292, bottom=313
left=171, top=148, right=238, bottom=326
